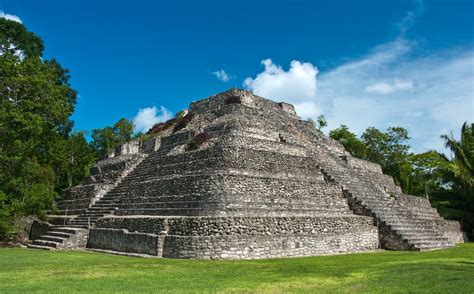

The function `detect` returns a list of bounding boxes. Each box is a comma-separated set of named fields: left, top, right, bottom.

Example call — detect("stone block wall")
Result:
left=109, top=171, right=349, bottom=216
left=89, top=215, right=379, bottom=259
left=113, top=141, right=140, bottom=157
left=87, top=228, right=163, bottom=256
left=59, top=229, right=89, bottom=249
left=434, top=219, right=466, bottom=243
left=140, top=137, right=161, bottom=153
left=29, top=220, right=52, bottom=241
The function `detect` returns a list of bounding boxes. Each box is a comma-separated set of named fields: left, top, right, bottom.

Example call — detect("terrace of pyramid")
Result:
left=28, top=89, right=465, bottom=259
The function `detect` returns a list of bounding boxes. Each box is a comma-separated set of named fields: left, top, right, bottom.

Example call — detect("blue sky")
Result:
left=1, top=0, right=473, bottom=152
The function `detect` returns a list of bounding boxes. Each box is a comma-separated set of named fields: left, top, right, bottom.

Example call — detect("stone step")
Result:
left=89, top=201, right=117, bottom=205
left=415, top=243, right=454, bottom=250
left=70, top=218, right=100, bottom=223
left=84, top=208, right=113, bottom=212
left=94, top=199, right=117, bottom=203
left=360, top=202, right=437, bottom=214
left=79, top=214, right=107, bottom=218
left=27, top=244, right=54, bottom=250
left=403, top=237, right=446, bottom=244
left=350, top=193, right=392, bottom=199
left=86, top=206, right=116, bottom=210
left=77, top=216, right=106, bottom=220
left=383, top=221, right=440, bottom=228
left=88, top=205, right=117, bottom=209
left=47, top=231, right=72, bottom=238
left=66, top=223, right=93, bottom=228
left=390, top=227, right=441, bottom=234
left=65, top=224, right=89, bottom=229
left=55, top=209, right=86, bottom=215
left=382, top=217, right=440, bottom=223
left=389, top=227, right=441, bottom=234
left=383, top=215, right=440, bottom=221
left=50, top=227, right=82, bottom=234
left=401, top=235, right=448, bottom=242
left=412, top=240, right=454, bottom=247
left=39, top=235, right=68, bottom=243
left=32, top=239, right=59, bottom=248
left=57, top=197, right=91, bottom=205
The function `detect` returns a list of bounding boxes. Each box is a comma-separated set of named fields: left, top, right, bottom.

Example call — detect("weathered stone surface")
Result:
left=29, top=220, right=51, bottom=241
left=87, top=228, right=162, bottom=256
left=29, top=88, right=464, bottom=257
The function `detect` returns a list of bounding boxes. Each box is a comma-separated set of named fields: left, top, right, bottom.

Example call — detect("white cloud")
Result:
left=242, top=1, right=473, bottom=153
left=396, top=0, right=424, bottom=35
left=318, top=40, right=473, bottom=153
left=242, top=38, right=473, bottom=152
left=212, top=69, right=231, bottom=82
left=243, top=59, right=318, bottom=108
left=365, top=79, right=414, bottom=94
left=133, top=106, right=172, bottom=133
left=0, top=11, right=22, bottom=23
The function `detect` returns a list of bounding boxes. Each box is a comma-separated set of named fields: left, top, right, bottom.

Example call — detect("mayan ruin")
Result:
left=24, top=89, right=464, bottom=259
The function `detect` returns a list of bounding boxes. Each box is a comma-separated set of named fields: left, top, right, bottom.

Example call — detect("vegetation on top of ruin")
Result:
left=187, top=132, right=213, bottom=151
left=90, top=118, right=137, bottom=158
left=225, top=95, right=242, bottom=104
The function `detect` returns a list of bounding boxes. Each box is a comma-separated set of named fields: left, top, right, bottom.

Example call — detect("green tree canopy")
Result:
left=441, top=122, right=474, bottom=207
left=0, top=18, right=93, bottom=238
left=361, top=126, right=411, bottom=187
left=329, top=125, right=366, bottom=158
left=403, top=151, right=449, bottom=197
left=91, top=118, right=135, bottom=158
left=0, top=18, right=44, bottom=58
left=316, top=115, right=328, bottom=131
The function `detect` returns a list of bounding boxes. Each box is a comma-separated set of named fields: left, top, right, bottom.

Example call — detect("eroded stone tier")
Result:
left=29, top=89, right=464, bottom=258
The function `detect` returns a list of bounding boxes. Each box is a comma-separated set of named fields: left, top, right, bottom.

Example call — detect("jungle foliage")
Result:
left=330, top=122, right=474, bottom=239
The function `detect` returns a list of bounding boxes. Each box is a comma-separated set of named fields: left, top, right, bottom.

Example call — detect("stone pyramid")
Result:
left=28, top=89, right=465, bottom=259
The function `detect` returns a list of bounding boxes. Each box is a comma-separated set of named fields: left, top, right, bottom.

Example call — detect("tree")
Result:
left=431, top=122, right=474, bottom=240
left=316, top=115, right=328, bottom=131
left=0, top=18, right=44, bottom=58
left=403, top=151, right=449, bottom=197
left=114, top=118, right=134, bottom=142
left=91, top=118, right=135, bottom=158
left=361, top=127, right=411, bottom=188
left=361, top=127, right=390, bottom=164
left=57, top=132, right=96, bottom=189
left=441, top=122, right=474, bottom=207
left=329, top=125, right=366, bottom=158
left=0, top=18, right=77, bottom=238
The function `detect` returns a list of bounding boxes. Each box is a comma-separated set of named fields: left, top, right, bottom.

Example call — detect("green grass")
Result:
left=1, top=244, right=473, bottom=293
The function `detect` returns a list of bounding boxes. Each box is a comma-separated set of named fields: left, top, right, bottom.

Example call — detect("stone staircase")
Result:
left=67, top=206, right=118, bottom=228
left=28, top=155, right=149, bottom=250
left=315, top=149, right=455, bottom=251
left=27, top=227, right=88, bottom=250
left=29, top=142, right=182, bottom=250
left=28, top=201, right=121, bottom=250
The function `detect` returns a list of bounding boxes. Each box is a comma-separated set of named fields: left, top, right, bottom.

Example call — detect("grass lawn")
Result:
left=0, top=244, right=473, bottom=293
